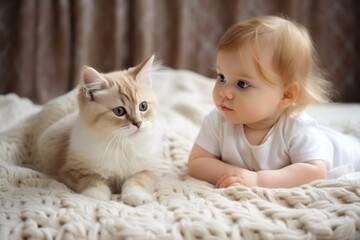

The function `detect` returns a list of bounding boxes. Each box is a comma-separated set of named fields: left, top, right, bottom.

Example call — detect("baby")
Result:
left=188, top=15, right=360, bottom=188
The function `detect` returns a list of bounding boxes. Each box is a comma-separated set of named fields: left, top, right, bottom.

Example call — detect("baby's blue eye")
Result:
left=217, top=74, right=226, bottom=83
left=237, top=80, right=250, bottom=89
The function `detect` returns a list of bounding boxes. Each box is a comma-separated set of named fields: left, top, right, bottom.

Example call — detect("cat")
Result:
left=57, top=56, right=163, bottom=206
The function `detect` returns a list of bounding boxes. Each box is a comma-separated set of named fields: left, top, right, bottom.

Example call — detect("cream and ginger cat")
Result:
left=58, top=56, right=162, bottom=206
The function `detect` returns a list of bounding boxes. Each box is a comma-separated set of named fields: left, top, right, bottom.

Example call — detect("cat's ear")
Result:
left=81, top=67, right=109, bottom=101
left=134, top=55, right=154, bottom=86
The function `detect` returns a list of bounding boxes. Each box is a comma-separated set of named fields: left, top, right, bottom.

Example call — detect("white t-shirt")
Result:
left=195, top=109, right=360, bottom=179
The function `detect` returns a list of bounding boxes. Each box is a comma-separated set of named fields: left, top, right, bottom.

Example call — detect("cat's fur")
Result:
left=58, top=56, right=162, bottom=206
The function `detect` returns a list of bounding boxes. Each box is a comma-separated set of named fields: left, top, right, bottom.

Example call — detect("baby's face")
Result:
left=213, top=47, right=285, bottom=129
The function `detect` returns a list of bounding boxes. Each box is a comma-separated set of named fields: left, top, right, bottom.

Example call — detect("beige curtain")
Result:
left=0, top=0, right=359, bottom=103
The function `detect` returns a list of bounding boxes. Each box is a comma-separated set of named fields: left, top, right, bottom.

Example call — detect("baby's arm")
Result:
left=216, top=160, right=327, bottom=188
left=188, top=144, right=239, bottom=185
left=258, top=160, right=327, bottom=188
left=188, top=143, right=327, bottom=188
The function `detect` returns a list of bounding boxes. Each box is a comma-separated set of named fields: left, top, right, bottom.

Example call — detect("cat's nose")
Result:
left=132, top=121, right=142, bottom=128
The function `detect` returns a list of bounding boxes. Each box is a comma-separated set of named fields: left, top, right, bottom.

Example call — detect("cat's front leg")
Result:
left=81, top=182, right=111, bottom=201
left=121, top=170, right=157, bottom=206
left=59, top=168, right=111, bottom=201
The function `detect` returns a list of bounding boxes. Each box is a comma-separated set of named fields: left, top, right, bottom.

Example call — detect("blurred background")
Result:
left=0, top=0, right=359, bottom=104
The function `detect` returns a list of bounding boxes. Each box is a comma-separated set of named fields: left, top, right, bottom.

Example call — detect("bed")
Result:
left=1, top=69, right=360, bottom=239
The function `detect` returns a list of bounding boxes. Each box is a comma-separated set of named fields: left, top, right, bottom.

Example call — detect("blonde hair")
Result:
left=217, top=15, right=333, bottom=112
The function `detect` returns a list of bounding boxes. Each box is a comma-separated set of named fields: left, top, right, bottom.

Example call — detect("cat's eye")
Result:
left=112, top=106, right=127, bottom=116
left=139, top=101, right=148, bottom=111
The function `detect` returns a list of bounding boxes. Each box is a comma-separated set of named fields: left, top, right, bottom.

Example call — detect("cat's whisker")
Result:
left=114, top=132, right=123, bottom=161
left=112, top=132, right=124, bottom=159
left=102, top=131, right=118, bottom=145
left=102, top=131, right=120, bottom=162
left=118, top=131, right=129, bottom=159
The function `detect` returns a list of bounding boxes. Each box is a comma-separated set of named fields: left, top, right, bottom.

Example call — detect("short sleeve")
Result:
left=195, top=109, right=221, bottom=156
left=288, top=121, right=330, bottom=164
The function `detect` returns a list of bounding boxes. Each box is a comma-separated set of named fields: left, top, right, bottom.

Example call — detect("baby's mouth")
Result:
left=219, top=103, right=232, bottom=111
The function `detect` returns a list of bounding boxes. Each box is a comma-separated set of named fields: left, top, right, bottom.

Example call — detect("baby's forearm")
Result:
left=257, top=160, right=327, bottom=188
left=188, top=157, right=235, bottom=185
left=189, top=157, right=326, bottom=188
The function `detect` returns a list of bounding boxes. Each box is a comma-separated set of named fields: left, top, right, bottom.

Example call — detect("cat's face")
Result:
left=77, top=56, right=158, bottom=137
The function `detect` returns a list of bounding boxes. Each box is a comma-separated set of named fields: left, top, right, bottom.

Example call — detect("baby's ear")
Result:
left=279, top=82, right=299, bottom=109
left=81, top=66, right=109, bottom=101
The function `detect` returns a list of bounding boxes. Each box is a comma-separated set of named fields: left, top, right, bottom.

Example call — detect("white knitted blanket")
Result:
left=1, top=69, right=360, bottom=240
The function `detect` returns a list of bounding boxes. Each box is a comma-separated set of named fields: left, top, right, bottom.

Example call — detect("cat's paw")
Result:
left=121, top=191, right=153, bottom=207
left=81, top=186, right=111, bottom=201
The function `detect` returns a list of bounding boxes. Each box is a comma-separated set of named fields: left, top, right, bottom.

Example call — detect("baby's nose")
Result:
left=219, top=88, right=233, bottom=99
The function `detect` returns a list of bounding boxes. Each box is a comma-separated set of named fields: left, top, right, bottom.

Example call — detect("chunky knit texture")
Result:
left=1, top=70, right=360, bottom=240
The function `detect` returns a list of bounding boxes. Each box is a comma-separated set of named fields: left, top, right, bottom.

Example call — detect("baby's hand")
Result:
left=215, top=168, right=258, bottom=188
